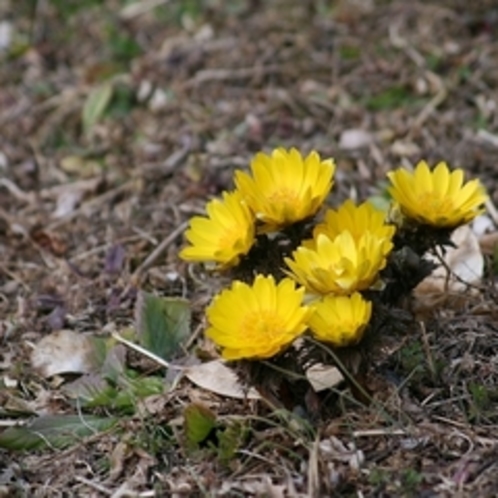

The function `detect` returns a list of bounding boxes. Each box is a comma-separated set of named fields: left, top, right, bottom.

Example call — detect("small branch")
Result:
left=130, top=221, right=188, bottom=285
left=353, top=428, right=407, bottom=437
left=410, top=85, right=448, bottom=133
left=74, top=476, right=112, bottom=496
left=185, top=64, right=286, bottom=88
left=432, top=248, right=483, bottom=292
left=111, top=331, right=186, bottom=371
left=419, top=320, right=436, bottom=381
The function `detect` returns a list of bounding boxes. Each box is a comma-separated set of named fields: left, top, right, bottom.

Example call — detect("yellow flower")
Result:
left=308, top=199, right=395, bottom=248
left=179, top=190, right=255, bottom=268
left=387, top=161, right=488, bottom=227
left=234, top=147, right=335, bottom=231
left=308, top=293, right=372, bottom=347
left=206, top=275, right=312, bottom=360
left=285, top=231, right=392, bottom=295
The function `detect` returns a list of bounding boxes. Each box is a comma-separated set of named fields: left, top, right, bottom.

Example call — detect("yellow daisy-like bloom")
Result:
left=206, top=275, right=312, bottom=360
left=387, top=161, right=488, bottom=228
left=285, top=231, right=393, bottom=295
left=179, top=190, right=255, bottom=268
left=308, top=293, right=372, bottom=347
left=234, top=147, right=335, bottom=231
left=307, top=199, right=395, bottom=248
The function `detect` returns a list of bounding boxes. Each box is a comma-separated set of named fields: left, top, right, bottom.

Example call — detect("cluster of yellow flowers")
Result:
left=180, top=148, right=334, bottom=267
left=180, top=148, right=487, bottom=363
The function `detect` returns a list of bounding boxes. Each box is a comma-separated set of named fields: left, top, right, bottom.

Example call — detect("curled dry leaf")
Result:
left=30, top=228, right=67, bottom=257
left=338, top=129, right=373, bottom=150
left=218, top=474, right=286, bottom=497
left=104, top=244, right=126, bottom=274
left=52, top=177, right=103, bottom=218
left=319, top=436, right=365, bottom=471
left=0, top=21, right=12, bottom=52
left=472, top=214, right=494, bottom=237
left=390, top=139, right=421, bottom=157
left=184, top=360, right=260, bottom=400
left=306, top=364, right=344, bottom=392
left=479, top=231, right=498, bottom=255
left=59, top=156, right=102, bottom=178
left=414, top=225, right=484, bottom=308
left=31, top=329, right=101, bottom=378
left=82, top=82, right=114, bottom=136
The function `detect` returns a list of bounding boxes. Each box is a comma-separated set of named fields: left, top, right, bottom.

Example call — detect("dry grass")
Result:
left=1, top=0, right=498, bottom=495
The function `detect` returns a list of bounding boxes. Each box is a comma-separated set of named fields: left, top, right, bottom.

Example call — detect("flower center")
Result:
left=242, top=310, right=285, bottom=341
left=268, top=188, right=300, bottom=210
left=418, top=192, right=454, bottom=215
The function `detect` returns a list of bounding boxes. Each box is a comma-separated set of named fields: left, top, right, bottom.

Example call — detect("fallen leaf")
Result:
left=82, top=82, right=113, bottom=136
left=0, top=415, right=117, bottom=451
left=104, top=244, right=126, bottom=274
left=306, top=364, right=344, bottom=392
left=109, top=440, right=132, bottom=482
left=30, top=228, right=67, bottom=257
left=338, top=129, right=372, bottom=150
left=59, top=155, right=102, bottom=178
left=46, top=305, right=66, bottom=330
left=184, top=360, right=260, bottom=400
left=390, top=139, right=421, bottom=157
left=61, top=373, right=109, bottom=403
left=52, top=177, right=103, bottom=218
left=472, top=214, right=494, bottom=237
left=479, top=231, right=498, bottom=255
left=31, top=330, right=104, bottom=377
left=319, top=436, right=365, bottom=470
left=184, top=403, right=216, bottom=446
left=475, top=128, right=498, bottom=148
left=53, top=189, right=84, bottom=218
left=0, top=21, right=12, bottom=52
left=414, top=225, right=484, bottom=306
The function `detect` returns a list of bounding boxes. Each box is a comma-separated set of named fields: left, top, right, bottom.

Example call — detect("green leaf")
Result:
left=368, top=180, right=392, bottom=212
left=184, top=403, right=216, bottom=447
left=82, top=82, right=113, bottom=136
left=368, top=195, right=391, bottom=213
left=63, top=367, right=164, bottom=415
left=105, top=83, right=135, bottom=118
left=0, top=415, right=117, bottom=451
left=364, top=85, right=420, bottom=111
left=339, top=44, right=361, bottom=60
left=125, top=373, right=165, bottom=398
left=217, top=420, right=249, bottom=464
left=135, top=292, right=191, bottom=360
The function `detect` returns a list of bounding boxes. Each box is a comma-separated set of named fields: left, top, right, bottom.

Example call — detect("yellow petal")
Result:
left=432, top=162, right=450, bottom=199
left=179, top=190, right=255, bottom=267
left=206, top=274, right=310, bottom=360
left=235, top=147, right=335, bottom=231
left=387, top=161, right=488, bottom=227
